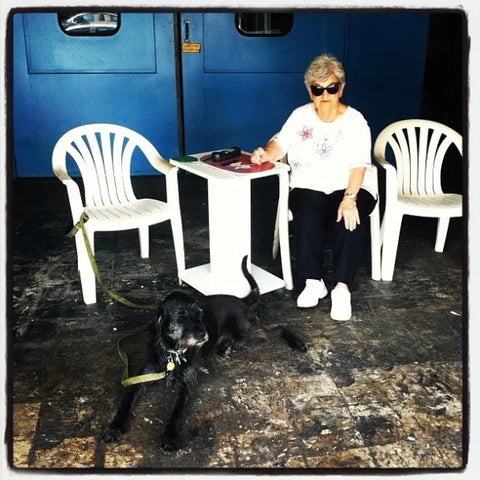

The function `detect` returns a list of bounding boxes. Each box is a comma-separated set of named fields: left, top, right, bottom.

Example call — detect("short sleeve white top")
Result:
left=272, top=103, right=375, bottom=196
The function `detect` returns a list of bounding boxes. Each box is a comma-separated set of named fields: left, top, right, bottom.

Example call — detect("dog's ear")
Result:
left=155, top=303, right=166, bottom=332
left=154, top=301, right=179, bottom=350
left=155, top=291, right=184, bottom=329
left=191, top=301, right=204, bottom=321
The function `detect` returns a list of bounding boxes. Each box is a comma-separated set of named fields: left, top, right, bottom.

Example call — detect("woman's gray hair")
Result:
left=304, top=53, right=346, bottom=87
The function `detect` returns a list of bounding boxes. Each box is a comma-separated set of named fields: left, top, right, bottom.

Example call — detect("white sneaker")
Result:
left=330, top=286, right=352, bottom=321
left=296, top=279, right=328, bottom=308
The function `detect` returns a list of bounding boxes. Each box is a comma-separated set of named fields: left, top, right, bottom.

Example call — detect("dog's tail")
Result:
left=241, top=255, right=260, bottom=306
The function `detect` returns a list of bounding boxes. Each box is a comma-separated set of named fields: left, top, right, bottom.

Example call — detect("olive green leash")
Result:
left=67, top=212, right=157, bottom=311
left=67, top=212, right=172, bottom=386
left=116, top=327, right=176, bottom=387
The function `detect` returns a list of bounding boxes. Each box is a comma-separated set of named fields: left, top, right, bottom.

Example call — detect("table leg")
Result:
left=207, top=177, right=251, bottom=294
left=178, top=165, right=289, bottom=297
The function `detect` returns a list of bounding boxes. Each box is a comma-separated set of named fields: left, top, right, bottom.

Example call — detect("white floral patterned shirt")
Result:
left=273, top=103, right=376, bottom=196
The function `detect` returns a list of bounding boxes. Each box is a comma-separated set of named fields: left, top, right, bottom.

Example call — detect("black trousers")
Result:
left=288, top=188, right=377, bottom=286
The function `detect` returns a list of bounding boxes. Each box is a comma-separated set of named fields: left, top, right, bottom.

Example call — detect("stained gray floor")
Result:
left=8, top=171, right=465, bottom=471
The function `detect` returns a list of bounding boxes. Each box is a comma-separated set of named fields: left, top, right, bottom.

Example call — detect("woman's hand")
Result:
left=337, top=198, right=360, bottom=231
left=251, top=140, right=284, bottom=165
left=250, top=147, right=271, bottom=165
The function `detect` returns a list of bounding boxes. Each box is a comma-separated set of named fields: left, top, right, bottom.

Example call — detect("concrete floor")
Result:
left=7, top=171, right=465, bottom=472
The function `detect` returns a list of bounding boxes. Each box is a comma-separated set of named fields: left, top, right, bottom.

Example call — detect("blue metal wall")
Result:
left=182, top=12, right=349, bottom=154
left=182, top=12, right=430, bottom=154
left=344, top=12, right=431, bottom=141
left=13, top=13, right=179, bottom=177
left=12, top=11, right=430, bottom=177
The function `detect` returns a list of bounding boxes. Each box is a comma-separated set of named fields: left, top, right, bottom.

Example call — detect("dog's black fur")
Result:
left=101, top=256, right=306, bottom=451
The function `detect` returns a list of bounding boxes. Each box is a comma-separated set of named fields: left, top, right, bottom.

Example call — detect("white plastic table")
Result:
left=170, top=152, right=293, bottom=297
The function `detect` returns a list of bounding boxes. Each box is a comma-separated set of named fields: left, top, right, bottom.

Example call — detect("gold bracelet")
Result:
left=344, top=192, right=357, bottom=201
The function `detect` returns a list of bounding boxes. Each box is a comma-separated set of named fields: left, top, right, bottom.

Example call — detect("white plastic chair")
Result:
left=374, top=119, right=462, bottom=281
left=272, top=162, right=381, bottom=282
left=52, top=123, right=185, bottom=304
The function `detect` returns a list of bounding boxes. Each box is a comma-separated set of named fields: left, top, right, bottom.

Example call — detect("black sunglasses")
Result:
left=310, top=83, right=341, bottom=96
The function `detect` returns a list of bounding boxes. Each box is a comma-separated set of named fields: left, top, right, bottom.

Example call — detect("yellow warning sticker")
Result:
left=182, top=42, right=201, bottom=53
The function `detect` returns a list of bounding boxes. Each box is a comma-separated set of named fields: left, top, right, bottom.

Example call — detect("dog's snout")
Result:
left=184, top=327, right=208, bottom=347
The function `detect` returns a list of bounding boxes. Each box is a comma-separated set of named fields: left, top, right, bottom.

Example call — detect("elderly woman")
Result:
left=251, top=53, right=376, bottom=321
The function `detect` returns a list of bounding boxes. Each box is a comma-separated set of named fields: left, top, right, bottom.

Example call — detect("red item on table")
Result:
left=200, top=153, right=275, bottom=173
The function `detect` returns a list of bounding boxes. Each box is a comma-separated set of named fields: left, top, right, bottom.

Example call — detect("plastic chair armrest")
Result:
left=379, top=161, right=398, bottom=206
left=374, top=151, right=391, bottom=168
left=165, top=166, right=180, bottom=206
left=146, top=151, right=175, bottom=175
left=62, top=178, right=85, bottom=222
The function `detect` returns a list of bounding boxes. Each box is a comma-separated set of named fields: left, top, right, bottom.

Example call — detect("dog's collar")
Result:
left=156, top=336, right=188, bottom=367
left=167, top=348, right=188, bottom=369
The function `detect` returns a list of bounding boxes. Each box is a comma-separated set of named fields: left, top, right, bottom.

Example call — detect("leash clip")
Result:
left=168, top=349, right=187, bottom=367
left=67, top=212, right=90, bottom=238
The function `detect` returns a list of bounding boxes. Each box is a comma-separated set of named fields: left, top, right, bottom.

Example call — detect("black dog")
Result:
left=101, top=256, right=306, bottom=451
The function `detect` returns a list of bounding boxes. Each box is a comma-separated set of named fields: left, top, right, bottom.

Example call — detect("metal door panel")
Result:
left=182, top=12, right=347, bottom=154
left=24, top=13, right=156, bottom=73
left=344, top=12, right=430, bottom=140
left=204, top=13, right=347, bottom=72
left=203, top=72, right=308, bottom=152
left=182, top=11, right=430, bottom=156
left=13, top=13, right=179, bottom=177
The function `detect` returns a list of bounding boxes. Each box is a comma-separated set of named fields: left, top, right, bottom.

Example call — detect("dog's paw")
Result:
left=160, top=430, right=180, bottom=452
left=101, top=426, right=123, bottom=444
left=279, top=327, right=308, bottom=352
left=215, top=340, right=233, bottom=356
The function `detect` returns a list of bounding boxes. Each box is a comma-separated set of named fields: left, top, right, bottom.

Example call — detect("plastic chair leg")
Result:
left=79, top=266, right=97, bottom=304
left=434, top=217, right=450, bottom=253
left=369, top=203, right=381, bottom=281
left=278, top=212, right=293, bottom=291
left=381, top=210, right=403, bottom=281
left=272, top=201, right=280, bottom=259
left=277, top=171, right=293, bottom=290
left=170, top=213, right=186, bottom=282
left=139, top=226, right=150, bottom=258
left=75, top=228, right=97, bottom=304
